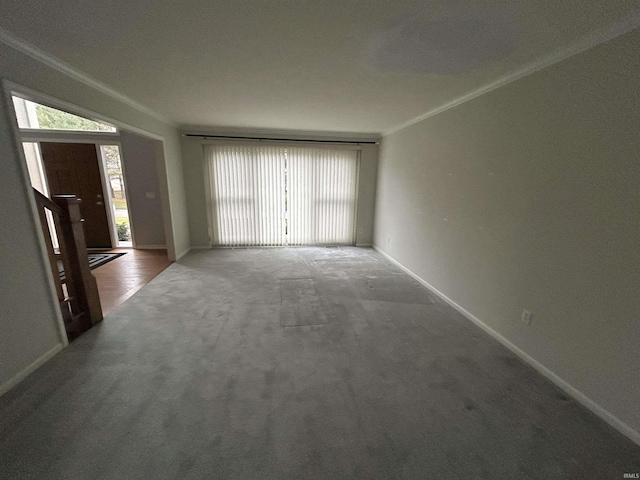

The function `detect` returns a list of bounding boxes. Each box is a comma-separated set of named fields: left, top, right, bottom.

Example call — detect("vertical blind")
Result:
left=206, top=144, right=358, bottom=246
left=288, top=147, right=358, bottom=245
left=207, top=144, right=286, bottom=246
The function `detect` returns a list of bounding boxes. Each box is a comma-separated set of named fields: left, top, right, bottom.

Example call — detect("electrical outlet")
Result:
left=521, top=309, right=532, bottom=325
left=387, top=236, right=391, bottom=244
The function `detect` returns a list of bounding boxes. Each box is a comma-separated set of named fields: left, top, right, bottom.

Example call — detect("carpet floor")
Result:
left=0, top=247, right=638, bottom=479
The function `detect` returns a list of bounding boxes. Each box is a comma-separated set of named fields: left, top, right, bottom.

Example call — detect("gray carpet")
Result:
left=0, top=247, right=638, bottom=479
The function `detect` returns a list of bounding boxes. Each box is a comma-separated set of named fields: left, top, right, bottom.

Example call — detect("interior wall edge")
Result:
left=373, top=245, right=640, bottom=447
left=3, top=81, right=69, bottom=343
left=6, top=81, right=180, bottom=261
left=384, top=10, right=640, bottom=136
left=0, top=81, right=69, bottom=386
left=175, top=247, right=192, bottom=261
left=0, top=343, right=63, bottom=398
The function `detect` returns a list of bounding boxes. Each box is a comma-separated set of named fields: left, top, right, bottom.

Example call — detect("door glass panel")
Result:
left=101, top=145, right=132, bottom=246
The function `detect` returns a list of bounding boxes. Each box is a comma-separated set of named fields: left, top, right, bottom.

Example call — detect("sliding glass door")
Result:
left=206, top=144, right=358, bottom=246
left=287, top=147, right=358, bottom=245
left=207, top=144, right=286, bottom=246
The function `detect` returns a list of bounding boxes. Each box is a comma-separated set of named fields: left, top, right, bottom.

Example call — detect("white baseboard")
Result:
left=135, top=245, right=167, bottom=250
left=373, top=245, right=640, bottom=446
left=356, top=243, right=372, bottom=247
left=0, top=343, right=64, bottom=397
left=190, top=246, right=211, bottom=250
left=175, top=247, right=192, bottom=261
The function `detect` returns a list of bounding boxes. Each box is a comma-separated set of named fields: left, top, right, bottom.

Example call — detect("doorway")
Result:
left=7, top=87, right=175, bottom=330
left=10, top=89, right=175, bottom=260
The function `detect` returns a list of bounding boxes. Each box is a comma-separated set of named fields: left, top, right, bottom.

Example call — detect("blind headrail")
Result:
left=184, top=134, right=378, bottom=145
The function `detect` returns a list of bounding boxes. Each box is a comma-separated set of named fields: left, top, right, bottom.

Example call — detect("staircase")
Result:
left=33, top=188, right=103, bottom=341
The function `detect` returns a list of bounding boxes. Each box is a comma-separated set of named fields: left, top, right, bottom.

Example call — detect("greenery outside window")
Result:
left=12, top=96, right=117, bottom=133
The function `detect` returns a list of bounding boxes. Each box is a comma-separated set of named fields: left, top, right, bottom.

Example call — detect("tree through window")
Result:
left=12, top=96, right=116, bottom=133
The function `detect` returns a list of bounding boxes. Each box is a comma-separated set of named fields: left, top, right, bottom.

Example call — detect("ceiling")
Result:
left=1, top=1, right=638, bottom=134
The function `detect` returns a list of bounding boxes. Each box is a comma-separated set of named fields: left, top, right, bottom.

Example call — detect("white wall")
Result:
left=180, top=136, right=210, bottom=247
left=374, top=30, right=640, bottom=438
left=181, top=134, right=378, bottom=247
left=355, top=144, right=378, bottom=246
left=120, top=130, right=166, bottom=247
left=0, top=90, right=65, bottom=394
left=0, top=39, right=190, bottom=395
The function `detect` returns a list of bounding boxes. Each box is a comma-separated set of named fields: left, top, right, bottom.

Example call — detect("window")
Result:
left=12, top=96, right=117, bottom=133
left=206, top=144, right=358, bottom=246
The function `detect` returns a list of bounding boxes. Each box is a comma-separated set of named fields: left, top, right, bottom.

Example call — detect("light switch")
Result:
left=146, top=192, right=156, bottom=199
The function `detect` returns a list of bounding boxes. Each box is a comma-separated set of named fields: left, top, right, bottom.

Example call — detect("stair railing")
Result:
left=33, top=188, right=103, bottom=340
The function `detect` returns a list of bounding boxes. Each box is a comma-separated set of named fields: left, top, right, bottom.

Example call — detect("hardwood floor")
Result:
left=91, top=248, right=172, bottom=315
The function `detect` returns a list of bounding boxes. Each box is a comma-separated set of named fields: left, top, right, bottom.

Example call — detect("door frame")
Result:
left=6, top=81, right=176, bottom=257
left=1, top=79, right=178, bottom=358
left=22, top=136, right=134, bottom=249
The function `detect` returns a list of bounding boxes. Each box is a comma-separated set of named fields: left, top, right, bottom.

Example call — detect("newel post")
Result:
left=54, top=195, right=103, bottom=328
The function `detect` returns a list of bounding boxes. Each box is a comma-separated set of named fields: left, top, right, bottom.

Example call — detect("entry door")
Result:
left=41, top=142, right=112, bottom=248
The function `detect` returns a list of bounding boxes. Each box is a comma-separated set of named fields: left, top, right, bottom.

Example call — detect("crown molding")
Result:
left=0, top=27, right=177, bottom=127
left=385, top=10, right=640, bottom=136
left=2, top=9, right=638, bottom=138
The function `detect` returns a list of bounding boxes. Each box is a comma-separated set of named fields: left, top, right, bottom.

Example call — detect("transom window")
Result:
left=12, top=96, right=116, bottom=133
